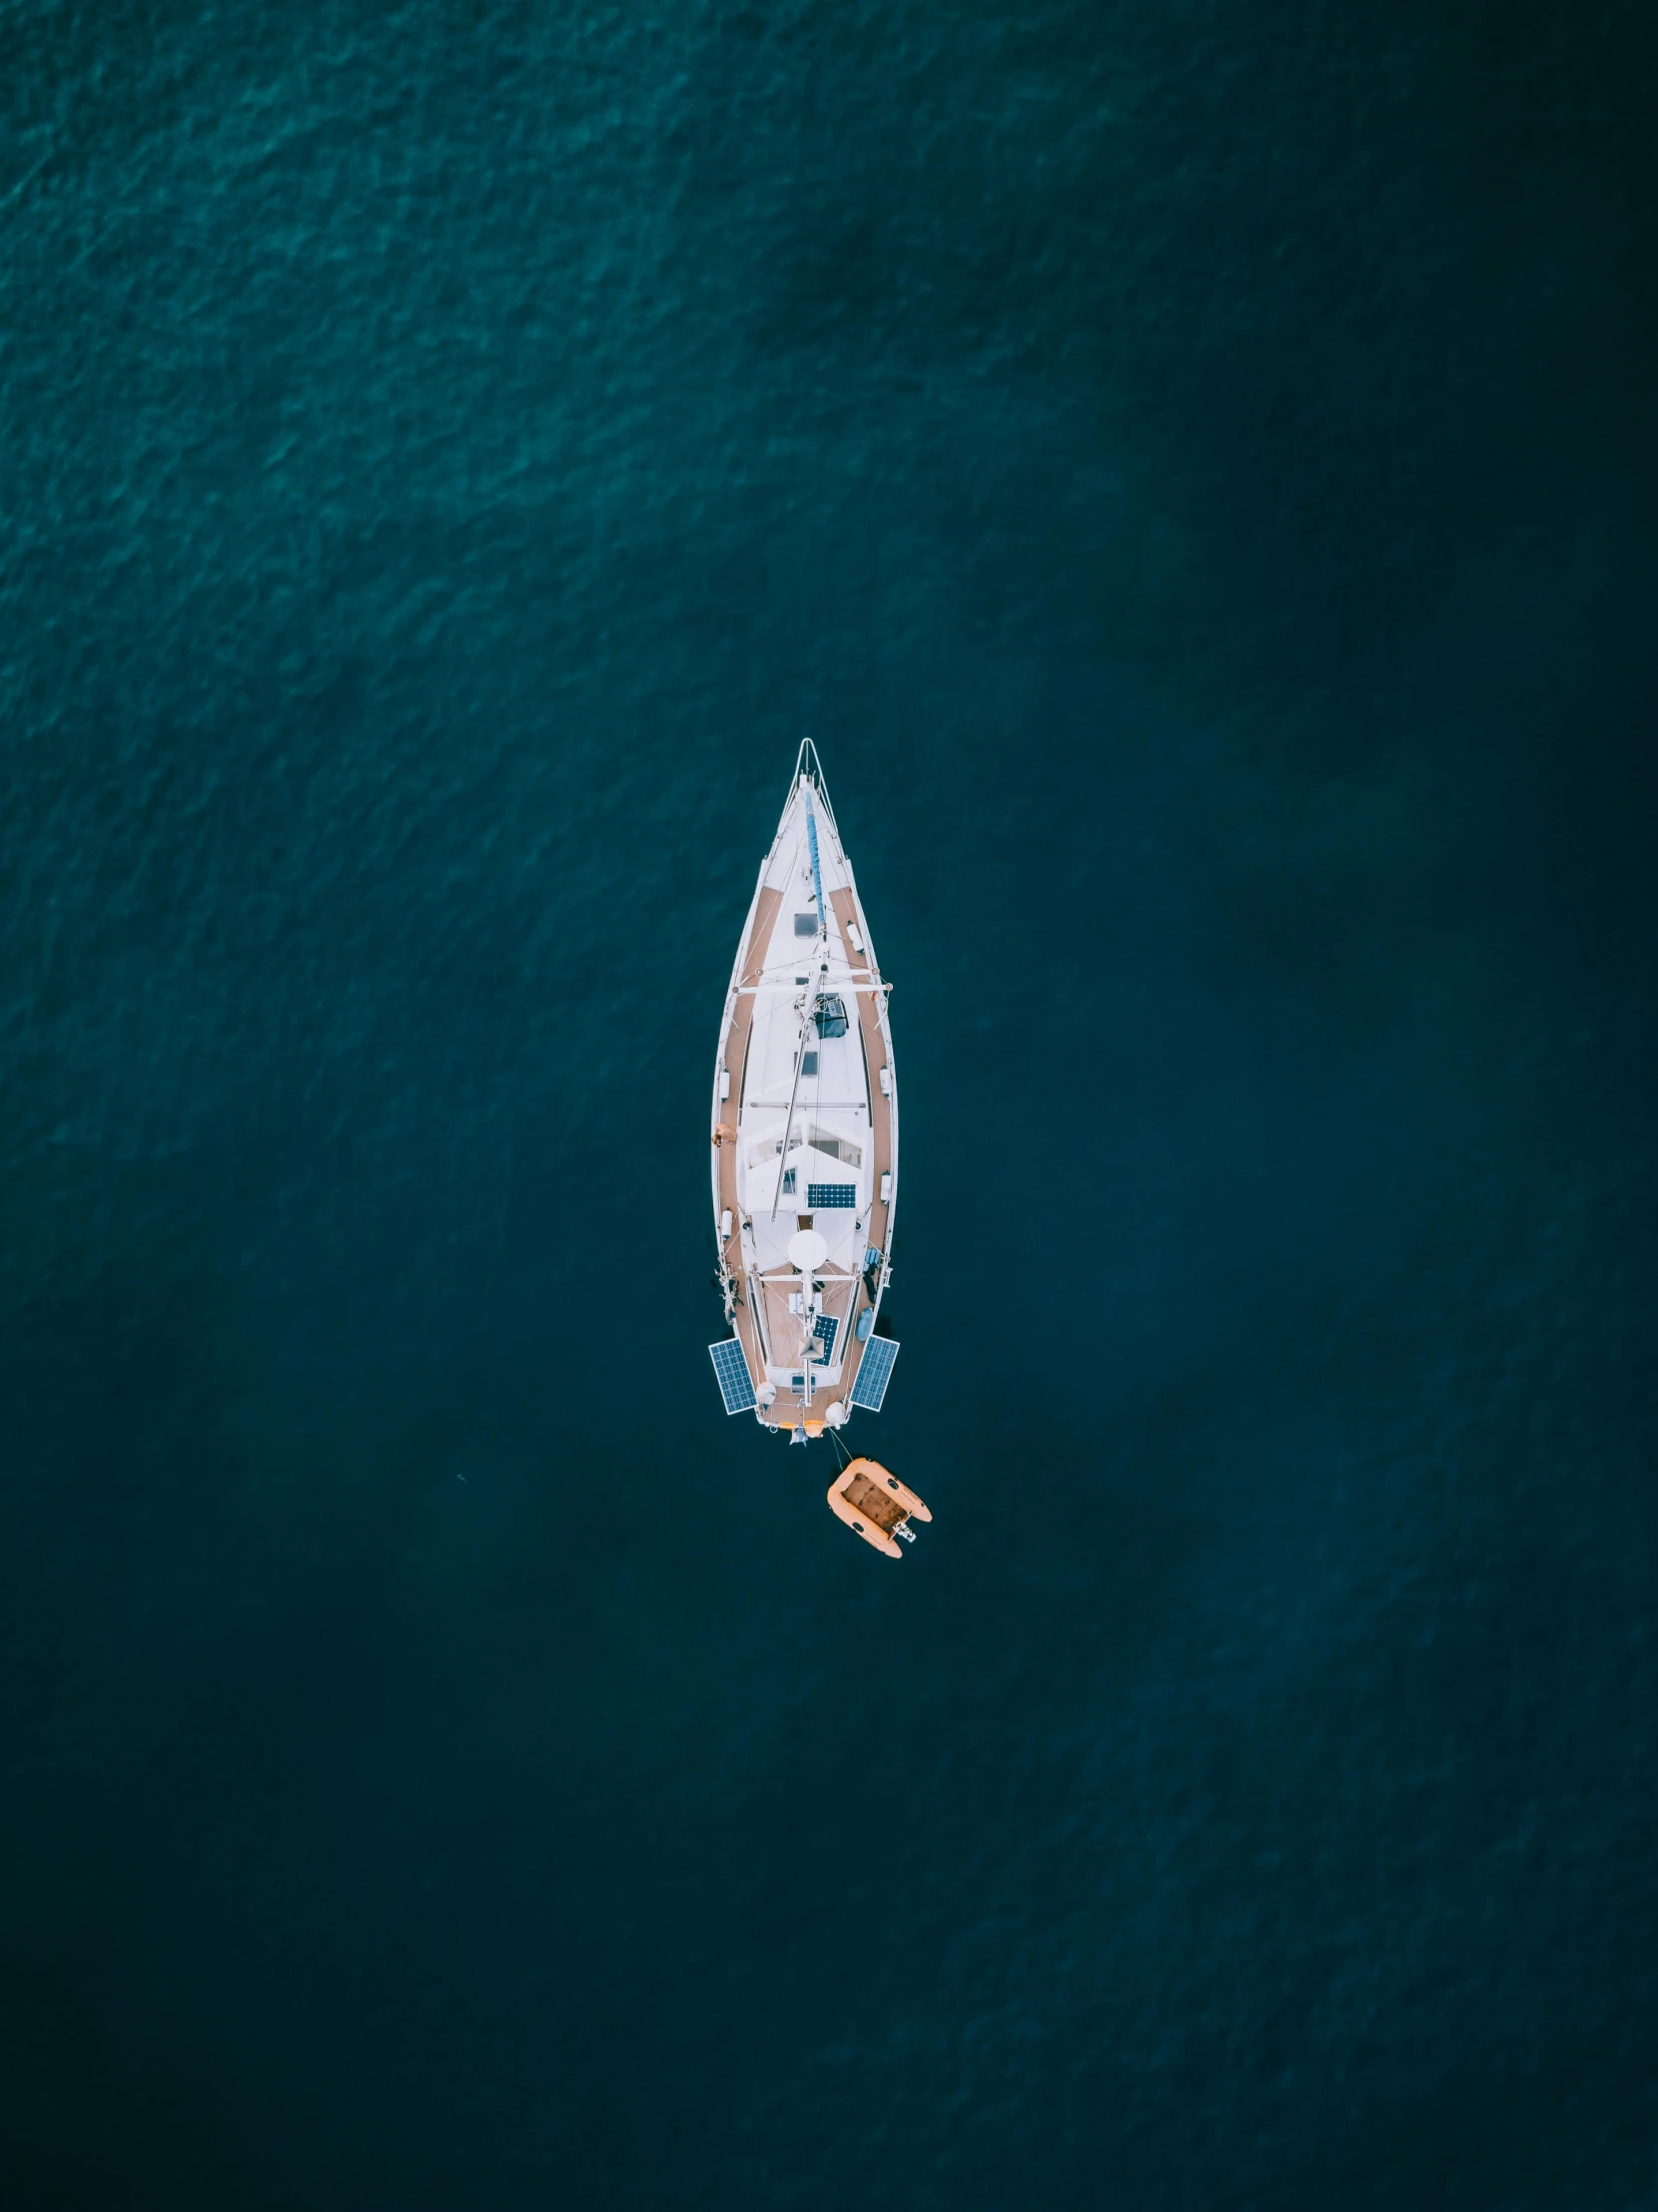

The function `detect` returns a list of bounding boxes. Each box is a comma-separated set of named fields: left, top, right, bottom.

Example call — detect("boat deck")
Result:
left=712, top=778, right=897, bottom=1436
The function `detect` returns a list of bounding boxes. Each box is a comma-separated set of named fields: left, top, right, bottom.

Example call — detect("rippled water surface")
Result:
left=3, top=1, right=1654, bottom=2204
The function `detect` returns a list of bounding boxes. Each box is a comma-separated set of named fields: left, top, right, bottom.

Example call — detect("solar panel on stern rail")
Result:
left=848, top=1335, right=899, bottom=1411
left=708, top=1339, right=756, bottom=1415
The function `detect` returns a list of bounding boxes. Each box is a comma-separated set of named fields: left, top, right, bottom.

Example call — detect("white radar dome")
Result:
left=787, top=1228, right=829, bottom=1272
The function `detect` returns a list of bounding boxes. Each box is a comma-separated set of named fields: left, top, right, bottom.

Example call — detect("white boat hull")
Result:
left=710, top=745, right=898, bottom=1438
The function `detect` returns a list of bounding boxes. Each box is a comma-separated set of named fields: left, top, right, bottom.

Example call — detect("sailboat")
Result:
left=708, top=744, right=931, bottom=1553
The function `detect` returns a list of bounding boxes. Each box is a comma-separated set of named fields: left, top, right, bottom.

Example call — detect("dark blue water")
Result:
left=4, top=2, right=1655, bottom=2204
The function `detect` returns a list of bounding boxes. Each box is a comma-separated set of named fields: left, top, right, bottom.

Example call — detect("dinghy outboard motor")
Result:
left=826, top=1459, right=932, bottom=1558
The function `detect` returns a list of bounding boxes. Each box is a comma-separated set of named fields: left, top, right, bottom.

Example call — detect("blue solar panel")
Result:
left=813, top=1314, right=838, bottom=1358
left=807, top=1183, right=857, bottom=1208
left=707, top=1338, right=756, bottom=1415
left=849, top=1334, right=899, bottom=1412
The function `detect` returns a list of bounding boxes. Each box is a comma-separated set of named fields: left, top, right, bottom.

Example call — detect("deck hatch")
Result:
left=708, top=1339, right=757, bottom=1415
left=849, top=1335, right=899, bottom=1411
left=807, top=1182, right=857, bottom=1208
left=793, top=912, right=818, bottom=936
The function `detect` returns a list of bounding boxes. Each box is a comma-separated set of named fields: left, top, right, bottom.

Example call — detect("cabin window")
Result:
left=782, top=1167, right=796, bottom=1196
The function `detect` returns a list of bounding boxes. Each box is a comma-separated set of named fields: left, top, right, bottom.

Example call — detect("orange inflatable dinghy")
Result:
left=827, top=1458, right=932, bottom=1558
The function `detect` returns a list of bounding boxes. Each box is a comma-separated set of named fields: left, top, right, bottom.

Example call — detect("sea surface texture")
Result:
left=3, top=1, right=1654, bottom=2205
